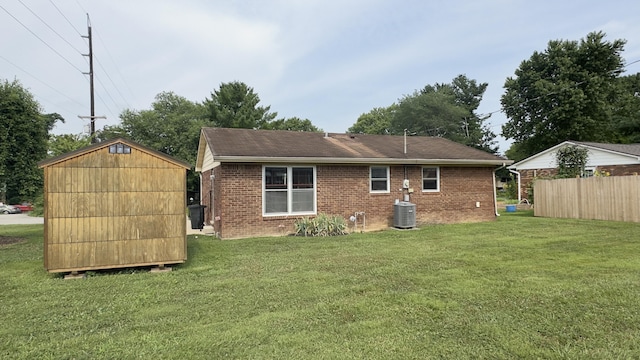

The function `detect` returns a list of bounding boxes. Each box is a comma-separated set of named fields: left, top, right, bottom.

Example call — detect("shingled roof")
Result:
left=574, top=141, right=640, bottom=157
left=196, top=128, right=510, bottom=171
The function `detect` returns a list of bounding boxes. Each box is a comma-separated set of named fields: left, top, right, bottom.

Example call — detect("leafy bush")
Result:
left=294, top=213, right=347, bottom=237
left=556, top=145, right=589, bottom=178
left=29, top=192, right=44, bottom=217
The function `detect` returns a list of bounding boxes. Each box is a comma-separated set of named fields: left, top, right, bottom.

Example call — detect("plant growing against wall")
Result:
left=294, top=213, right=347, bottom=237
left=555, top=145, right=589, bottom=178
left=504, top=176, right=519, bottom=200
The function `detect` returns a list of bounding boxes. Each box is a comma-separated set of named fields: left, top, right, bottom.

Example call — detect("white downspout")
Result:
left=508, top=169, right=521, bottom=203
left=493, top=163, right=506, bottom=217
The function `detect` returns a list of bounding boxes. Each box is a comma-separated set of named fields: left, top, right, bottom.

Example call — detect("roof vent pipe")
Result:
left=404, top=129, right=407, bottom=154
left=324, top=132, right=329, bottom=138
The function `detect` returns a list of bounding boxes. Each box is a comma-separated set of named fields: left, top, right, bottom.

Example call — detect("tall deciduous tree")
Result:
left=392, top=90, right=469, bottom=140
left=390, top=75, right=497, bottom=152
left=267, top=117, right=322, bottom=132
left=204, top=81, right=276, bottom=129
left=612, top=73, right=640, bottom=142
left=48, top=134, right=91, bottom=157
left=417, top=75, right=497, bottom=153
left=348, top=76, right=497, bottom=153
left=501, top=31, right=626, bottom=157
left=97, top=92, right=207, bottom=196
left=98, top=92, right=206, bottom=166
left=348, top=105, right=396, bottom=135
left=0, top=79, right=60, bottom=203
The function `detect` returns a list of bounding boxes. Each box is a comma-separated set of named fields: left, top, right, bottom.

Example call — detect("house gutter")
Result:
left=508, top=169, right=521, bottom=203
left=210, top=156, right=512, bottom=167
left=493, top=163, right=507, bottom=217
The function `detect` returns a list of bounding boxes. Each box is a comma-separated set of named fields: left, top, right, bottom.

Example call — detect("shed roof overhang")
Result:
left=38, top=137, right=192, bottom=169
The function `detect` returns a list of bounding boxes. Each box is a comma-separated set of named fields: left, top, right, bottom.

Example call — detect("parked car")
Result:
left=12, top=203, right=33, bottom=212
left=0, top=204, right=22, bottom=214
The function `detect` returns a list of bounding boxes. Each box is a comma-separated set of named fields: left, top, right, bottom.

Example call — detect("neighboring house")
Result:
left=38, top=138, right=191, bottom=274
left=195, top=128, right=511, bottom=239
left=508, top=141, right=640, bottom=202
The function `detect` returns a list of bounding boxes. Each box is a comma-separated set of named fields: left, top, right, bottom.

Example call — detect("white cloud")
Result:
left=2, top=0, right=640, bottom=152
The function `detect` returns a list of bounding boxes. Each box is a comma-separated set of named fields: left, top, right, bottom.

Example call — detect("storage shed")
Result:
left=38, top=138, right=191, bottom=273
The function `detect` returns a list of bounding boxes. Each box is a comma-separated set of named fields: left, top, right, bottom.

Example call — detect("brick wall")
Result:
left=596, top=164, right=640, bottom=176
left=207, top=163, right=498, bottom=239
left=518, top=168, right=557, bottom=201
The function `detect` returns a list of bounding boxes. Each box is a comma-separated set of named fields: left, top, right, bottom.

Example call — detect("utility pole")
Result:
left=80, top=14, right=105, bottom=143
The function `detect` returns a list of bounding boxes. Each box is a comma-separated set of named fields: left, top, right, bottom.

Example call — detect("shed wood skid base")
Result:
left=47, top=260, right=185, bottom=274
left=62, top=265, right=174, bottom=279
left=64, top=272, right=86, bottom=280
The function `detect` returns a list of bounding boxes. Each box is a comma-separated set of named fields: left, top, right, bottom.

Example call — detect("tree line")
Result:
left=1, top=31, right=639, bottom=204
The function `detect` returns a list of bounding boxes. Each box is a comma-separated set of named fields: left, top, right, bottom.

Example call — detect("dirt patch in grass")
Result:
left=0, top=235, right=26, bottom=246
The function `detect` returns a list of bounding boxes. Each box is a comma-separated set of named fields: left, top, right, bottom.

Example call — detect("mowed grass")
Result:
left=2, top=211, right=640, bottom=359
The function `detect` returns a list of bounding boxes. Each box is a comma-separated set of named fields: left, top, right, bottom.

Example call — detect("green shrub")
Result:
left=504, top=177, right=518, bottom=200
left=29, top=192, right=44, bottom=217
left=294, top=213, right=347, bottom=237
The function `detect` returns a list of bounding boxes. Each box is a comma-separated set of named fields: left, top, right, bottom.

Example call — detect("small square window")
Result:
left=422, top=167, right=440, bottom=192
left=109, top=143, right=131, bottom=154
left=370, top=166, right=389, bottom=193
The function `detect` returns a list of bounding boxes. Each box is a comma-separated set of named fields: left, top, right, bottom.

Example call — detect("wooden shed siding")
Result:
left=43, top=145, right=187, bottom=272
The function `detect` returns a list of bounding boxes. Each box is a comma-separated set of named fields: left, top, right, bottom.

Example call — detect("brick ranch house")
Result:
left=195, top=128, right=512, bottom=239
left=508, top=141, right=640, bottom=202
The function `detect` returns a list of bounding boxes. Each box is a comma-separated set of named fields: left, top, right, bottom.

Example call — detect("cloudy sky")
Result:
left=2, top=0, right=640, bottom=153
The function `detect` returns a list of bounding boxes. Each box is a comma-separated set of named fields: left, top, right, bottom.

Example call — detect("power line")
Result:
left=0, top=54, right=85, bottom=108
left=93, top=27, right=134, bottom=108
left=0, top=3, right=85, bottom=74
left=93, top=74, right=119, bottom=116
left=46, top=2, right=126, bottom=118
left=479, top=57, right=640, bottom=126
left=95, top=54, right=132, bottom=108
left=2, top=2, right=120, bottom=132
left=18, top=0, right=84, bottom=55
left=48, top=0, right=84, bottom=37
left=1, top=54, right=82, bottom=120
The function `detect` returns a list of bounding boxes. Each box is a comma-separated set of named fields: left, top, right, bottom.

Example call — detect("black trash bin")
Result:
left=188, top=204, right=207, bottom=230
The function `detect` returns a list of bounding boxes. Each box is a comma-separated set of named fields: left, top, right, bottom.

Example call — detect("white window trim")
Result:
left=422, top=166, right=440, bottom=192
left=370, top=166, right=390, bottom=193
left=583, top=166, right=596, bottom=178
left=263, top=165, right=317, bottom=217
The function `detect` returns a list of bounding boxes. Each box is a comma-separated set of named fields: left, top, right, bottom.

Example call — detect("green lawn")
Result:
left=2, top=211, right=640, bottom=359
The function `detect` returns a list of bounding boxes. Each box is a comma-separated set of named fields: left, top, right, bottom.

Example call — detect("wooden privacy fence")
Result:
left=534, top=176, right=640, bottom=222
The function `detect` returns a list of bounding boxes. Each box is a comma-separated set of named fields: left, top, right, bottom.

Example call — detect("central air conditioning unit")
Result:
left=394, top=201, right=416, bottom=229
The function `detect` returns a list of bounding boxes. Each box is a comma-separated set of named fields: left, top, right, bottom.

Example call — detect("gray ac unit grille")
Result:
left=394, top=202, right=416, bottom=228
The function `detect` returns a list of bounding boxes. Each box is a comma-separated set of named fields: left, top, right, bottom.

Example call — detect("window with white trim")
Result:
left=370, top=166, right=390, bottom=193
left=264, top=166, right=316, bottom=215
left=583, top=167, right=596, bottom=177
left=422, top=166, right=440, bottom=192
